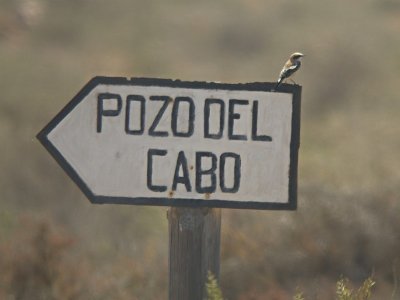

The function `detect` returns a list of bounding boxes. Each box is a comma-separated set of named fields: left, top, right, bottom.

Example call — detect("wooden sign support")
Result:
left=168, top=207, right=221, bottom=300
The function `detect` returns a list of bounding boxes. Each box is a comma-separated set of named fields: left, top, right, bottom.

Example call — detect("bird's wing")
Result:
left=279, top=62, right=301, bottom=80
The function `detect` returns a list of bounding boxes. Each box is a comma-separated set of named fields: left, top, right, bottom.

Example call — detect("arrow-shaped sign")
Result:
left=37, top=77, right=301, bottom=210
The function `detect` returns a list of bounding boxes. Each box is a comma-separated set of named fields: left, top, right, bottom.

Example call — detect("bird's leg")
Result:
left=289, top=78, right=296, bottom=84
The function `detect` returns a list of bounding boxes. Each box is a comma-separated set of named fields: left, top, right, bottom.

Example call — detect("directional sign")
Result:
left=37, top=77, right=301, bottom=210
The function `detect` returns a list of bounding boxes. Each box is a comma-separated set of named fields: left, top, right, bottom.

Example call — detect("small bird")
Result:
left=274, top=52, right=304, bottom=90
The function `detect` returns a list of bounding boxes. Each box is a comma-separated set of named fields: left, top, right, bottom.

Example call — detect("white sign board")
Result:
left=38, top=77, right=301, bottom=210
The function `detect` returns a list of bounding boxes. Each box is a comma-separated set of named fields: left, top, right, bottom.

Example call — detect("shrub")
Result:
left=293, top=277, right=375, bottom=300
left=206, top=271, right=224, bottom=300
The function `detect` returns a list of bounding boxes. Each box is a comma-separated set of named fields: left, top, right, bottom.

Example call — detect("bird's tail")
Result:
left=274, top=78, right=282, bottom=91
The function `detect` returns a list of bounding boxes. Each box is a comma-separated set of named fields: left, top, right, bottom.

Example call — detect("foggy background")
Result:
left=0, top=0, right=399, bottom=299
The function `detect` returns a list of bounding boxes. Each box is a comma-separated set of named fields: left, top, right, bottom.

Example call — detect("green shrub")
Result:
left=336, top=277, right=375, bottom=300
left=293, top=277, right=375, bottom=300
left=206, top=271, right=224, bottom=300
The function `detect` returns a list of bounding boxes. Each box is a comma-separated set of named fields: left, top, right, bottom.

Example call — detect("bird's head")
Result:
left=290, top=52, right=305, bottom=62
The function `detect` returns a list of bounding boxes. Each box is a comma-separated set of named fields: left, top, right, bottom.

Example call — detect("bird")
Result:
left=274, top=52, right=304, bottom=90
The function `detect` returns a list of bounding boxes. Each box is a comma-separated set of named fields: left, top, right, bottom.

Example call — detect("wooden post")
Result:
left=168, top=207, right=221, bottom=300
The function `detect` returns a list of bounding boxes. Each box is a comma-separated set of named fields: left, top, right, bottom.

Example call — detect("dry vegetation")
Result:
left=1, top=0, right=400, bottom=299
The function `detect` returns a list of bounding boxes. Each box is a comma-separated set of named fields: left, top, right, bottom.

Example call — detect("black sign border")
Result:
left=37, top=76, right=301, bottom=210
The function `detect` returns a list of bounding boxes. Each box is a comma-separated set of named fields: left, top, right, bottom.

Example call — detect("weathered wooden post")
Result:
left=37, top=77, right=301, bottom=299
left=168, top=207, right=221, bottom=300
